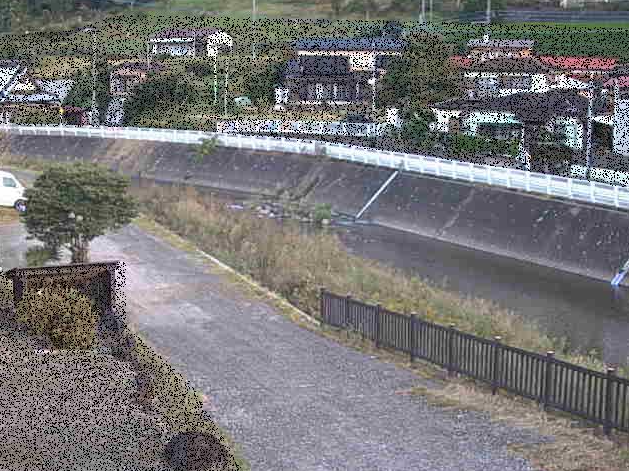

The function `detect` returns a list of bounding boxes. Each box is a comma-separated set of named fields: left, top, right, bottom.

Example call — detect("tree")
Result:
left=64, top=58, right=111, bottom=121
left=378, top=31, right=461, bottom=110
left=528, top=128, right=575, bottom=175
left=21, top=163, right=138, bottom=263
left=400, top=106, right=436, bottom=148
left=123, top=73, right=197, bottom=126
left=244, top=61, right=282, bottom=108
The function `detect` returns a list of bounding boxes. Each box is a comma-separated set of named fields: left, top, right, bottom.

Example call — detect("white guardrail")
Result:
left=2, top=124, right=629, bottom=211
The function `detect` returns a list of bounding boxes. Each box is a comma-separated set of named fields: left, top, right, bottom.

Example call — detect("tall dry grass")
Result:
left=130, top=183, right=621, bottom=376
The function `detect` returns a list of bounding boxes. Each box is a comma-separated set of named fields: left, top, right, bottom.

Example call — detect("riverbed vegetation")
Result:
left=128, top=181, right=626, bottom=378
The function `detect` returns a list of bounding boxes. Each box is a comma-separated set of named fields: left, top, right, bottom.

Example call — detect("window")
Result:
left=334, top=84, right=348, bottom=101
left=315, top=83, right=324, bottom=100
left=2, top=177, right=16, bottom=188
left=500, top=76, right=532, bottom=90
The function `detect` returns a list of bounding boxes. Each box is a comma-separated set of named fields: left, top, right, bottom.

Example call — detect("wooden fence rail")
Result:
left=320, top=288, right=629, bottom=435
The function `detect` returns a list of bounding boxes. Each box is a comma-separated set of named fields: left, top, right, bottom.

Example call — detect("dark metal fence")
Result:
left=320, top=288, right=629, bottom=435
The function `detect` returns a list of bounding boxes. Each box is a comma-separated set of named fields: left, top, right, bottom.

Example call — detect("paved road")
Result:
left=0, top=222, right=550, bottom=471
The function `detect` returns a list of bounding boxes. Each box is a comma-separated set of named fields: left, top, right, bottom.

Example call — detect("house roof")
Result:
left=432, top=89, right=604, bottom=122
left=448, top=55, right=474, bottom=68
left=467, top=39, right=534, bottom=49
left=0, top=60, right=26, bottom=96
left=297, top=56, right=351, bottom=76
left=603, top=76, right=629, bottom=88
left=538, top=56, right=617, bottom=71
left=465, top=57, right=551, bottom=73
left=36, top=79, right=74, bottom=103
left=148, top=27, right=222, bottom=40
left=295, top=37, right=406, bottom=52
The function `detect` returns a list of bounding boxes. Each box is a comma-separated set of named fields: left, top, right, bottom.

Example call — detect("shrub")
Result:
left=0, top=275, right=12, bottom=311
left=16, top=285, right=97, bottom=349
left=312, top=203, right=332, bottom=225
left=25, top=245, right=60, bottom=267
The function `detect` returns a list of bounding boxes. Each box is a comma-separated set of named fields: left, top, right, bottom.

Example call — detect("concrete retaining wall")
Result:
left=3, top=134, right=629, bottom=282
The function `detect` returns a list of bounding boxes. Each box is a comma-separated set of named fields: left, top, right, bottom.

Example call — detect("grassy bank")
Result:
left=128, top=182, right=623, bottom=377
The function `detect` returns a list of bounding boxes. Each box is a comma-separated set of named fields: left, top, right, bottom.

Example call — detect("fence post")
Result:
left=491, top=336, right=502, bottom=395
left=410, top=312, right=417, bottom=364
left=374, top=304, right=381, bottom=348
left=447, top=323, right=456, bottom=377
left=543, top=351, right=555, bottom=411
left=345, top=293, right=352, bottom=339
left=604, top=367, right=617, bottom=436
left=319, top=287, right=327, bottom=325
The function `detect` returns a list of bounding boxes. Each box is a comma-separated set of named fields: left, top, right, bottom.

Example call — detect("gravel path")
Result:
left=0, top=221, right=551, bottom=471
left=89, top=224, right=551, bottom=471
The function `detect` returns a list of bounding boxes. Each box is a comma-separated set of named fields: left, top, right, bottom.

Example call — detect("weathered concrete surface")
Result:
left=0, top=221, right=550, bottom=471
left=3, top=134, right=629, bottom=282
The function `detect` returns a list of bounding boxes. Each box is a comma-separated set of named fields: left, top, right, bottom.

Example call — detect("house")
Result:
left=277, top=37, right=405, bottom=107
left=148, top=28, right=232, bottom=58
left=110, top=61, right=166, bottom=98
left=0, top=60, right=65, bottom=124
left=466, top=36, right=535, bottom=61
left=538, top=56, right=617, bottom=77
left=430, top=89, right=609, bottom=152
left=461, top=57, right=553, bottom=99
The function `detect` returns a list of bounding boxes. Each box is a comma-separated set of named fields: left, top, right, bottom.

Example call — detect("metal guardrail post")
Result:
left=491, top=336, right=502, bottom=395
left=319, top=287, right=327, bottom=325
left=604, top=367, right=617, bottom=436
left=374, top=304, right=381, bottom=348
left=345, top=293, right=352, bottom=339
left=409, top=313, right=418, bottom=363
left=543, top=351, right=555, bottom=411
left=447, top=323, right=456, bottom=377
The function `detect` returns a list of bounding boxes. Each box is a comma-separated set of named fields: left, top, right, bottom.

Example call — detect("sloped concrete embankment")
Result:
left=3, top=134, right=629, bottom=282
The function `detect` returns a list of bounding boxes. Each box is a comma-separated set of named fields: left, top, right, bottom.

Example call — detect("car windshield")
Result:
left=2, top=177, right=17, bottom=188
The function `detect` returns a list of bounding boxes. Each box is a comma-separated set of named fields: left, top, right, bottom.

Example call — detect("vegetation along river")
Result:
left=130, top=177, right=629, bottom=368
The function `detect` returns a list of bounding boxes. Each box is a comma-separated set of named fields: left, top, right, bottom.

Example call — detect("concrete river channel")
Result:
left=128, top=177, right=629, bottom=368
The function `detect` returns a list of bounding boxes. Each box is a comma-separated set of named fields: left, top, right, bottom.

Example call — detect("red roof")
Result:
left=603, top=76, right=629, bottom=88
left=448, top=55, right=473, bottom=68
left=538, top=56, right=617, bottom=71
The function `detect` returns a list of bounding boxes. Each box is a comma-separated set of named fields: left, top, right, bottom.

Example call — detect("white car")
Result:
left=0, top=171, right=27, bottom=212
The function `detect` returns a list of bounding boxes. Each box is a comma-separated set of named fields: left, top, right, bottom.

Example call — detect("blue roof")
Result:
left=295, top=37, right=406, bottom=52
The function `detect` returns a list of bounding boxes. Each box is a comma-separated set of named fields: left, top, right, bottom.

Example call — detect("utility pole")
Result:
left=370, top=38, right=376, bottom=112
left=252, top=0, right=257, bottom=59
left=146, top=41, right=151, bottom=68
left=224, top=44, right=232, bottom=117
left=429, top=0, right=433, bottom=22
left=486, top=0, right=492, bottom=24
left=213, top=51, right=218, bottom=106
left=81, top=27, right=99, bottom=127
left=419, top=0, right=426, bottom=22
left=585, top=73, right=595, bottom=180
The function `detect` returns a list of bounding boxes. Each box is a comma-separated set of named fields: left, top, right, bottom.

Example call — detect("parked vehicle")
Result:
left=0, top=171, right=27, bottom=212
